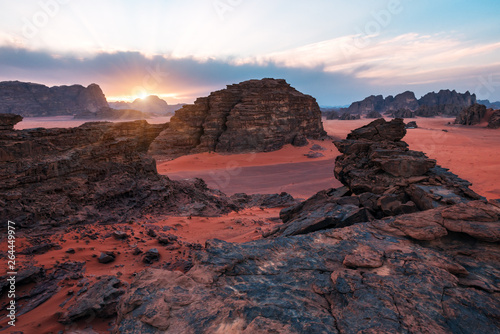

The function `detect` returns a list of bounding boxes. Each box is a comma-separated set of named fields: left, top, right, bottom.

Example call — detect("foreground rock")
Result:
left=0, top=115, right=237, bottom=229
left=0, top=81, right=108, bottom=117
left=115, top=200, right=500, bottom=333
left=149, top=78, right=326, bottom=158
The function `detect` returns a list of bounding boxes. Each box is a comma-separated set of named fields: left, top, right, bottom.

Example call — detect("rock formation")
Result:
left=346, top=89, right=476, bottom=117
left=488, top=110, right=500, bottom=129
left=454, top=104, right=487, bottom=125
left=0, top=114, right=238, bottom=229
left=0, top=81, right=108, bottom=117
left=0, top=113, right=22, bottom=130
left=149, top=79, right=326, bottom=158
left=405, top=120, right=418, bottom=129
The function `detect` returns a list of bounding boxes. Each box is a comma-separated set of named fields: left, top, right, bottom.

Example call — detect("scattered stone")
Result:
left=113, top=231, right=129, bottom=240
left=304, top=151, right=325, bottom=159
left=310, top=144, right=326, bottom=151
left=405, top=121, right=418, bottom=129
left=66, top=248, right=76, bottom=254
left=98, top=252, right=116, bottom=264
left=143, top=249, right=160, bottom=264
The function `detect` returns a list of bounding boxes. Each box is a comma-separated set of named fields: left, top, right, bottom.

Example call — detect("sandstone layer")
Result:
left=149, top=79, right=326, bottom=158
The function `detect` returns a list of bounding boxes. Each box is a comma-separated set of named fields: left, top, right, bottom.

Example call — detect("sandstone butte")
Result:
left=0, top=91, right=499, bottom=333
left=149, top=78, right=326, bottom=158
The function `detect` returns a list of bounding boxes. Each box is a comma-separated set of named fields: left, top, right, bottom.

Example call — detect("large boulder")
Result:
left=149, top=78, right=326, bottom=158
left=0, top=113, right=23, bottom=130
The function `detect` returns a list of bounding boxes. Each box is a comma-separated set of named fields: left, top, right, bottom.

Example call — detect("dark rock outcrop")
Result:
left=149, top=79, right=326, bottom=158
left=0, top=81, right=108, bottom=117
left=0, top=115, right=236, bottom=229
left=322, top=109, right=339, bottom=120
left=0, top=113, right=22, bottom=130
left=405, top=121, right=418, bottom=129
left=334, top=118, right=482, bottom=209
left=454, top=104, right=487, bottom=125
left=346, top=89, right=475, bottom=117
left=115, top=200, right=500, bottom=333
left=488, top=110, right=500, bottom=129
left=59, top=276, right=127, bottom=324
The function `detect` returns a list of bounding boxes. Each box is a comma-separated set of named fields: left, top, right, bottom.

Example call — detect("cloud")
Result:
left=0, top=46, right=373, bottom=105
left=235, top=32, right=500, bottom=87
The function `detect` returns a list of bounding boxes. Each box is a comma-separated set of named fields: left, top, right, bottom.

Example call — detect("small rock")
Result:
left=304, top=151, right=325, bottom=159
left=66, top=248, right=76, bottom=254
left=143, top=248, right=160, bottom=264
left=98, top=252, right=116, bottom=264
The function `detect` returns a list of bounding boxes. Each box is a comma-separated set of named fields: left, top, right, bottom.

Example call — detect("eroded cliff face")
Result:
left=149, top=78, right=326, bottom=158
left=0, top=81, right=109, bottom=116
left=0, top=116, right=237, bottom=229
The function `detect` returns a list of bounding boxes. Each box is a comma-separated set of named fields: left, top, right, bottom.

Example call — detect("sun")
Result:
left=137, top=91, right=148, bottom=100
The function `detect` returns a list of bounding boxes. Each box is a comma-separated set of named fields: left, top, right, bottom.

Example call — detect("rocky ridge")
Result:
left=0, top=115, right=240, bottom=229
left=0, top=81, right=109, bottom=117
left=345, top=89, right=476, bottom=117
left=109, top=95, right=185, bottom=116
left=149, top=78, right=326, bottom=158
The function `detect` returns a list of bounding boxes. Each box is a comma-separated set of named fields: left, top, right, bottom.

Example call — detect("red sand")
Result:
left=160, top=117, right=500, bottom=200
left=0, top=208, right=283, bottom=333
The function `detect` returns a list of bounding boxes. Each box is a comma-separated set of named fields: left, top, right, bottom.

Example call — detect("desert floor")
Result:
left=160, top=117, right=500, bottom=200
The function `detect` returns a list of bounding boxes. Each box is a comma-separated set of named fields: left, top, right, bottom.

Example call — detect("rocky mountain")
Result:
left=109, top=95, right=185, bottom=116
left=149, top=78, right=326, bottom=158
left=478, top=99, right=500, bottom=109
left=115, top=119, right=499, bottom=333
left=0, top=81, right=108, bottom=117
left=345, top=89, right=476, bottom=117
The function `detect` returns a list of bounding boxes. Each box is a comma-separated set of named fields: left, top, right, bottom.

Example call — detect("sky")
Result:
left=0, top=0, right=499, bottom=106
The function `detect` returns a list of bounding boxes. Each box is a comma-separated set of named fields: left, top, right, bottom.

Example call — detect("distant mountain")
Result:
left=344, top=89, right=476, bottom=117
left=478, top=99, right=500, bottom=109
left=109, top=95, right=185, bottom=116
left=0, top=81, right=108, bottom=117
